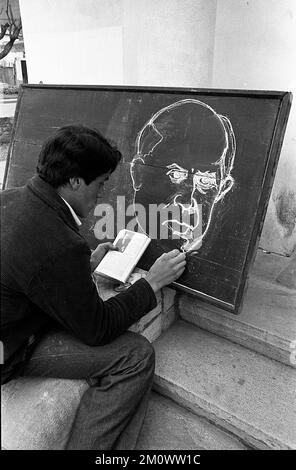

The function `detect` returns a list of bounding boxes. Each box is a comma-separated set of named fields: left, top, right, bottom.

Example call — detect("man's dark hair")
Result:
left=37, top=125, right=122, bottom=187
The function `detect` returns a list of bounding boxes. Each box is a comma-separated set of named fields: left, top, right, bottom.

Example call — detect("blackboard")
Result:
left=3, top=84, right=292, bottom=313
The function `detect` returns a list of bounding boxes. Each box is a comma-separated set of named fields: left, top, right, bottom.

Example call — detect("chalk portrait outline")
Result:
left=130, top=98, right=236, bottom=251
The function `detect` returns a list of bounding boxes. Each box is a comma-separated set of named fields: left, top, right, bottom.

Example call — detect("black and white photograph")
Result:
left=0, top=0, right=295, bottom=461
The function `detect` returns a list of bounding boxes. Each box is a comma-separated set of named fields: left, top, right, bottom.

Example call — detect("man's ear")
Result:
left=130, top=157, right=144, bottom=191
left=215, top=176, right=234, bottom=203
left=68, top=177, right=83, bottom=191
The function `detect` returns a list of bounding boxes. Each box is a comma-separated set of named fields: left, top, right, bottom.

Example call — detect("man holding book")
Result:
left=1, top=125, right=186, bottom=450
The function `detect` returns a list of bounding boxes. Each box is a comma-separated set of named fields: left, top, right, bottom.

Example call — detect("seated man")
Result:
left=0, top=125, right=186, bottom=450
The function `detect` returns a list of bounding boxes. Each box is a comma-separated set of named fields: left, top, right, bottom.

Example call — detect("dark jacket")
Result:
left=1, top=175, right=157, bottom=384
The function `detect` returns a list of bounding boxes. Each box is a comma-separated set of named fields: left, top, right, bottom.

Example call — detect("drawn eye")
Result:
left=194, top=172, right=217, bottom=192
left=166, top=169, right=188, bottom=184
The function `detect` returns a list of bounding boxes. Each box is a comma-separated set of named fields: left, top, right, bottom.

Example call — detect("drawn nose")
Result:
left=174, top=193, right=198, bottom=215
left=190, top=186, right=200, bottom=208
left=170, top=193, right=200, bottom=235
left=174, top=181, right=199, bottom=209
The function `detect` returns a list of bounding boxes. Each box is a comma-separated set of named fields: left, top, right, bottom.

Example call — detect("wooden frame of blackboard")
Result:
left=171, top=89, right=292, bottom=313
left=3, top=84, right=292, bottom=314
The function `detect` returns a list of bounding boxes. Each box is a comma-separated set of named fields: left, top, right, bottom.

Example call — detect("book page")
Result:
left=95, top=230, right=150, bottom=282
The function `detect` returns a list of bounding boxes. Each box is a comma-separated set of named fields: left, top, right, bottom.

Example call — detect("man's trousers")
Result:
left=22, top=326, right=155, bottom=450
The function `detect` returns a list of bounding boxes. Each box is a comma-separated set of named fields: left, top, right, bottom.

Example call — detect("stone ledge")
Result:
left=178, top=249, right=296, bottom=368
left=152, top=321, right=296, bottom=450
left=276, top=255, right=296, bottom=289
left=252, top=249, right=293, bottom=284
left=179, top=276, right=296, bottom=368
left=1, top=377, right=89, bottom=450
left=137, top=391, right=248, bottom=450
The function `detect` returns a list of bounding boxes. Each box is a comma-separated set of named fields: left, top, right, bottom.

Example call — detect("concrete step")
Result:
left=178, top=250, right=296, bottom=368
left=251, top=249, right=294, bottom=287
left=152, top=320, right=296, bottom=449
left=179, top=276, right=296, bottom=368
left=137, top=391, right=248, bottom=450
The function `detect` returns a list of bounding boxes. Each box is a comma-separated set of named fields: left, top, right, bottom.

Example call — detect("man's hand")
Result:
left=145, top=249, right=186, bottom=293
left=90, top=242, right=118, bottom=272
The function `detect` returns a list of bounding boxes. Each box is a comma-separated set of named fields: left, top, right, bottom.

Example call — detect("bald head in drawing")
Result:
left=130, top=99, right=236, bottom=252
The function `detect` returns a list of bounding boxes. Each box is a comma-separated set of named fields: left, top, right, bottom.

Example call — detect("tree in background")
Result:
left=0, top=0, right=22, bottom=60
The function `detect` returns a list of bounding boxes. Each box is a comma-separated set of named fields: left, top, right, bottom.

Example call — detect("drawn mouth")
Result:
left=161, top=219, right=200, bottom=237
left=162, top=197, right=201, bottom=237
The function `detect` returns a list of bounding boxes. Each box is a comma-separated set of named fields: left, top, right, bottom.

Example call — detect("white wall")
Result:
left=212, top=0, right=296, bottom=255
left=122, top=0, right=217, bottom=87
left=20, top=0, right=216, bottom=87
left=19, top=0, right=124, bottom=84
left=19, top=0, right=296, bottom=255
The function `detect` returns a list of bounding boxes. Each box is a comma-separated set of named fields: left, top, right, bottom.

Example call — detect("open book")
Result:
left=94, top=229, right=151, bottom=283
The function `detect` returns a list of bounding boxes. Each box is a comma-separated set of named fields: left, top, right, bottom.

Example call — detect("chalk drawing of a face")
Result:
left=130, top=99, right=236, bottom=252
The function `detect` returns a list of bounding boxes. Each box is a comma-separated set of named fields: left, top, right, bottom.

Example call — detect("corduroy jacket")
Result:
left=1, top=175, right=157, bottom=384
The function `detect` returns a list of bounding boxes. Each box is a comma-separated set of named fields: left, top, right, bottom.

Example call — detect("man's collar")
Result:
left=26, top=175, right=81, bottom=233
left=59, top=196, right=82, bottom=226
